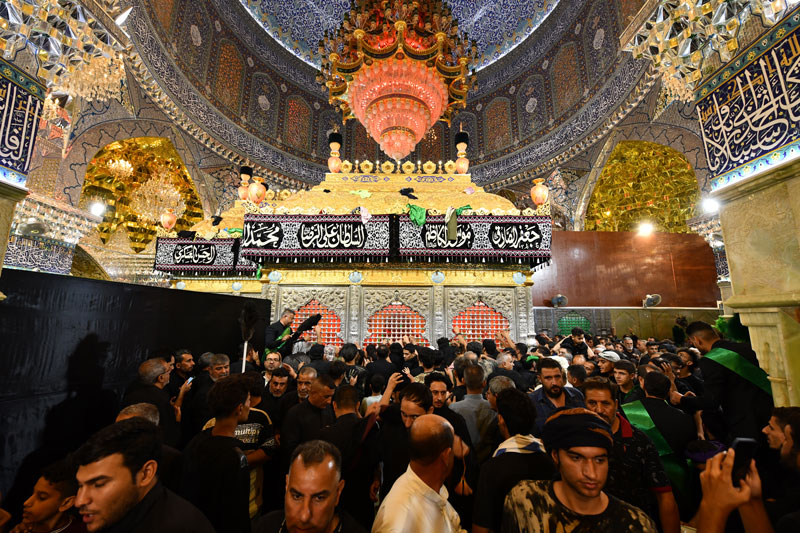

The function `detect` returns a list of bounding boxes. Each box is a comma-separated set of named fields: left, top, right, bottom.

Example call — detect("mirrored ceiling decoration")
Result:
left=585, top=141, right=699, bottom=233
left=79, top=137, right=204, bottom=253
left=240, top=0, right=559, bottom=70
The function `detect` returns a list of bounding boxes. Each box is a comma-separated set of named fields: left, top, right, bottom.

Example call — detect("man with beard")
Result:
left=121, top=358, right=179, bottom=447
left=167, top=349, right=194, bottom=399
left=529, top=358, right=585, bottom=437
left=621, top=336, right=640, bottom=360
left=262, top=366, right=290, bottom=425
left=262, top=352, right=283, bottom=381
left=501, top=408, right=655, bottom=532
left=74, top=418, right=213, bottom=532
left=583, top=378, right=679, bottom=533
left=685, top=321, right=773, bottom=442
left=280, top=376, right=336, bottom=463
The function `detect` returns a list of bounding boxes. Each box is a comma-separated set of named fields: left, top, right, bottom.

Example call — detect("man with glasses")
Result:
left=121, top=358, right=180, bottom=446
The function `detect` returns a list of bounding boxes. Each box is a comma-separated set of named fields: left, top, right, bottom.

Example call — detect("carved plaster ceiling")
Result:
left=584, top=141, right=699, bottom=233
left=240, top=0, right=560, bottom=70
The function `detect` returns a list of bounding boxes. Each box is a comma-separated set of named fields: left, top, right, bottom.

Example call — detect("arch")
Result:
left=451, top=301, right=510, bottom=342
left=176, top=2, right=212, bottom=83
left=582, top=0, right=616, bottom=83
left=283, top=96, right=313, bottom=153
left=292, top=299, right=344, bottom=348
left=78, top=136, right=205, bottom=252
left=517, top=74, right=547, bottom=139
left=364, top=303, right=429, bottom=346
left=573, top=120, right=711, bottom=228
left=214, top=40, right=244, bottom=114
left=248, top=72, right=279, bottom=138
left=484, top=98, right=513, bottom=154
left=551, top=42, right=583, bottom=118
left=56, top=118, right=212, bottom=211
left=582, top=140, right=700, bottom=233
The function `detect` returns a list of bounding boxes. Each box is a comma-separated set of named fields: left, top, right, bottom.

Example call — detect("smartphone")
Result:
left=730, top=437, right=758, bottom=484
left=186, top=376, right=194, bottom=384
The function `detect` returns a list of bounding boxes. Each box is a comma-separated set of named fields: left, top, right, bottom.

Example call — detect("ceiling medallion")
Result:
left=317, top=0, right=477, bottom=161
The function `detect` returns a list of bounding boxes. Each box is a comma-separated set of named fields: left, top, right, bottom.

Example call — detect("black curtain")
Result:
left=0, top=269, right=269, bottom=508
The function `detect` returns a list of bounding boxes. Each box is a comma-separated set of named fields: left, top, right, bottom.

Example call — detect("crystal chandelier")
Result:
left=318, top=0, right=477, bottom=161
left=625, top=0, right=800, bottom=103
left=107, top=158, right=133, bottom=179
left=130, top=173, right=186, bottom=223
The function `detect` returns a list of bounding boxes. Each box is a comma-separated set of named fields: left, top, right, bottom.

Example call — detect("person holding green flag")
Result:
left=683, top=321, right=773, bottom=443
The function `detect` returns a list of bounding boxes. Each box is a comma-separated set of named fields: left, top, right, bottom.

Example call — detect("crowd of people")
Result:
left=2, top=308, right=799, bottom=533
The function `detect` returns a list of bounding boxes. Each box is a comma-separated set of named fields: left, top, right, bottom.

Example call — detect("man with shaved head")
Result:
left=373, top=414, right=462, bottom=532
left=281, top=375, right=336, bottom=468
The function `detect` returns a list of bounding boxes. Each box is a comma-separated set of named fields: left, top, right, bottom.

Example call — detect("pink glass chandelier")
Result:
left=318, top=0, right=476, bottom=161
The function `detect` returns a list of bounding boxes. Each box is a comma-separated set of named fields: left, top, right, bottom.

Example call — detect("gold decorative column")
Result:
left=714, top=158, right=800, bottom=406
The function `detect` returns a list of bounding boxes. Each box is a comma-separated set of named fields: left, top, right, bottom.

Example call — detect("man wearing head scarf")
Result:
left=501, top=408, right=656, bottom=532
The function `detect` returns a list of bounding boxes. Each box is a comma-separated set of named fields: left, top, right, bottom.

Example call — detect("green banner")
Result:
left=622, top=400, right=692, bottom=496
left=704, top=347, right=772, bottom=397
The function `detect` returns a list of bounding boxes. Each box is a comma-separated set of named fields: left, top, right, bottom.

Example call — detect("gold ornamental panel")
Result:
left=585, top=141, right=699, bottom=233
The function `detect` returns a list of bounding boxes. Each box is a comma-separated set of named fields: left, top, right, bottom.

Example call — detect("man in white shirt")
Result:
left=372, top=414, right=464, bottom=533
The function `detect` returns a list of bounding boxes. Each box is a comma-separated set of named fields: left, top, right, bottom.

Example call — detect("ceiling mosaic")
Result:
left=240, top=0, right=560, bottom=70
left=584, top=141, right=699, bottom=233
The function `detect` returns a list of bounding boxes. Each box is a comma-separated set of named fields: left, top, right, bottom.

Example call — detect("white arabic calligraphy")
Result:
left=698, top=31, right=800, bottom=175
left=173, top=244, right=217, bottom=264
left=298, top=222, right=367, bottom=249
left=489, top=224, right=542, bottom=250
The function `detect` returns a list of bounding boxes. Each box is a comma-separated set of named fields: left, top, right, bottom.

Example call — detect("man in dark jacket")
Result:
left=73, top=418, right=213, bottom=532
left=121, top=358, right=179, bottom=447
left=319, top=385, right=380, bottom=530
left=264, top=309, right=296, bottom=358
left=685, top=321, right=773, bottom=442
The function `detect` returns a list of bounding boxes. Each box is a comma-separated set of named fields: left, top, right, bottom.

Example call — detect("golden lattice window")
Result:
left=452, top=301, right=510, bottom=342
left=291, top=299, right=343, bottom=348
left=364, top=303, right=429, bottom=346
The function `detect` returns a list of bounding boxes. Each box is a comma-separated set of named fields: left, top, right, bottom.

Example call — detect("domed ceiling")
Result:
left=129, top=0, right=649, bottom=187
left=240, top=0, right=559, bottom=70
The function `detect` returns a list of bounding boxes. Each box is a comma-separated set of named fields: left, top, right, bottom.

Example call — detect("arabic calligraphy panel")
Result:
left=697, top=24, right=800, bottom=180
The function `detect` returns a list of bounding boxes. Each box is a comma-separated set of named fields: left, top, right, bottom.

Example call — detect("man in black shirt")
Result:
left=319, top=385, right=380, bottom=530
left=262, top=366, right=290, bottom=424
left=167, top=349, right=194, bottom=399
left=686, top=321, right=773, bottom=442
left=281, top=375, right=336, bottom=464
left=277, top=366, right=317, bottom=428
left=583, top=378, right=679, bottom=533
left=253, top=440, right=365, bottom=533
left=340, top=343, right=368, bottom=396
left=264, top=309, right=296, bottom=358
left=365, top=345, right=397, bottom=385
left=182, top=353, right=230, bottom=442
left=121, top=358, right=179, bottom=447
left=596, top=350, right=620, bottom=383
left=556, top=328, right=590, bottom=358
left=473, top=388, right=555, bottom=533
left=180, top=375, right=252, bottom=533
left=73, top=418, right=213, bottom=532
left=613, top=359, right=640, bottom=405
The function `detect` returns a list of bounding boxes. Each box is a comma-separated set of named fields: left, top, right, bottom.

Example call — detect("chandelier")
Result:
left=318, top=0, right=477, bottom=161
left=625, top=0, right=800, bottom=103
left=130, top=173, right=186, bottom=224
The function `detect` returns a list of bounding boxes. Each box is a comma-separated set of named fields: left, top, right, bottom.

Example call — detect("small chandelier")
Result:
left=318, top=0, right=477, bottom=161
